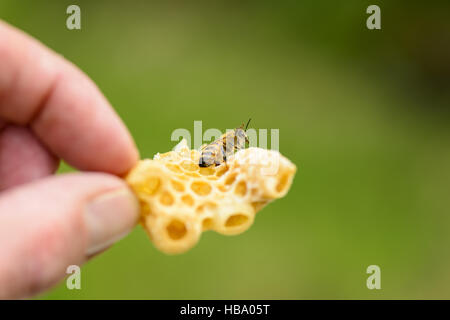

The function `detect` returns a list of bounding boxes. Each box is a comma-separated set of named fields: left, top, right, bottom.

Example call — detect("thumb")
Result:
left=0, top=172, right=139, bottom=299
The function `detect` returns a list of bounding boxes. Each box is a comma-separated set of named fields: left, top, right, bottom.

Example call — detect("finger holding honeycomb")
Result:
left=125, top=139, right=296, bottom=254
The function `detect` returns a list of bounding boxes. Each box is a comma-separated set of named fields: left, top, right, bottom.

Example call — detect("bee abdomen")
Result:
left=199, top=141, right=225, bottom=167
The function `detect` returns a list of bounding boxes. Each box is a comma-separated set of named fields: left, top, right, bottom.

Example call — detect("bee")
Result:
left=199, top=119, right=251, bottom=167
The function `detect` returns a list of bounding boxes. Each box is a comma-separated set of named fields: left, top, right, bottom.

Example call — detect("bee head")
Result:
left=236, top=118, right=251, bottom=144
left=235, top=128, right=249, bottom=144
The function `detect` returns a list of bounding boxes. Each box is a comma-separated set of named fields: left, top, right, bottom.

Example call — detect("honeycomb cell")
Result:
left=202, top=218, right=213, bottom=230
left=157, top=152, right=172, bottom=160
left=140, top=200, right=153, bottom=216
left=185, top=172, right=201, bottom=178
left=166, top=219, right=187, bottom=240
left=171, top=179, right=185, bottom=192
left=276, top=171, right=290, bottom=193
left=251, top=201, right=267, bottom=212
left=181, top=161, right=199, bottom=172
left=175, top=174, right=189, bottom=181
left=197, top=201, right=218, bottom=213
left=199, top=166, right=215, bottom=176
left=190, top=150, right=200, bottom=161
left=166, top=163, right=183, bottom=173
left=181, top=194, right=194, bottom=206
left=159, top=191, right=174, bottom=206
left=234, top=180, right=247, bottom=196
left=225, top=213, right=249, bottom=227
left=215, top=164, right=229, bottom=177
left=225, top=172, right=238, bottom=185
left=191, top=181, right=212, bottom=196
left=218, top=185, right=229, bottom=192
left=138, top=176, right=160, bottom=195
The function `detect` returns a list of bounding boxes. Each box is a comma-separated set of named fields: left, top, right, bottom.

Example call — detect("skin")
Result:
left=0, top=21, right=140, bottom=298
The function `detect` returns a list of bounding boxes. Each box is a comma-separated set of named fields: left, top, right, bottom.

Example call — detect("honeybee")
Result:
left=199, top=119, right=251, bottom=167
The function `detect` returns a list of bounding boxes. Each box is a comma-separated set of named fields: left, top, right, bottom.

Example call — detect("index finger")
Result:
left=0, top=20, right=139, bottom=175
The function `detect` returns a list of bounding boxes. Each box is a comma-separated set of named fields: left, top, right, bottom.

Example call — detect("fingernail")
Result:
left=84, top=188, right=139, bottom=256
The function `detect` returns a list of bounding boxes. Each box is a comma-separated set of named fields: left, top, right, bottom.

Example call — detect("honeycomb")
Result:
left=125, top=139, right=296, bottom=254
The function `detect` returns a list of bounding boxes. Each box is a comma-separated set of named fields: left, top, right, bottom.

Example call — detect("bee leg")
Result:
left=220, top=152, right=230, bottom=170
left=199, top=156, right=211, bottom=167
left=199, top=159, right=208, bottom=167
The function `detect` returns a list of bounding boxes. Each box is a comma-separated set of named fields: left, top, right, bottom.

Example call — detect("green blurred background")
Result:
left=1, top=0, right=450, bottom=299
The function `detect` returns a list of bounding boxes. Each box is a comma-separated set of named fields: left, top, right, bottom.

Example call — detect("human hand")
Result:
left=0, top=21, right=140, bottom=299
